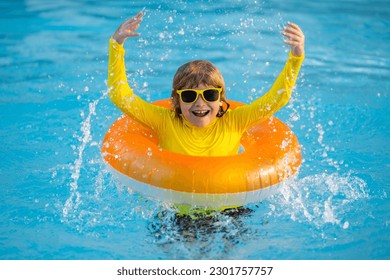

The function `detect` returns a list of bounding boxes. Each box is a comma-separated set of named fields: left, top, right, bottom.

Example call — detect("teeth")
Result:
left=192, top=110, right=209, bottom=117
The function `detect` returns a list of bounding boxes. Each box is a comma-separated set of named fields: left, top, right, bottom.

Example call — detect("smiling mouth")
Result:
left=192, top=110, right=210, bottom=117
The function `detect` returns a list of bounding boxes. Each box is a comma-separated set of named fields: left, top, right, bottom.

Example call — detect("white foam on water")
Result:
left=267, top=172, right=369, bottom=229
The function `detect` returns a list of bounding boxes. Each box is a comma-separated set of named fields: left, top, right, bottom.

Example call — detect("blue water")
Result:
left=0, top=0, right=389, bottom=260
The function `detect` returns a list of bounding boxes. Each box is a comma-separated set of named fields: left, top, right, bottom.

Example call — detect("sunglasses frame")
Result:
left=176, top=88, right=222, bottom=104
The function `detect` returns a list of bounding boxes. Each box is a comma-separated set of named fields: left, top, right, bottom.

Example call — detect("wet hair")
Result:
left=171, top=60, right=229, bottom=117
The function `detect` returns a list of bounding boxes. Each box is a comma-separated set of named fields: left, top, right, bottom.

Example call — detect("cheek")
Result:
left=179, top=102, right=190, bottom=112
left=211, top=103, right=221, bottom=113
left=179, top=103, right=192, bottom=118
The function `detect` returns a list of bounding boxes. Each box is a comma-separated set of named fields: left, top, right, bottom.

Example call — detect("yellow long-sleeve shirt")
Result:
left=107, top=38, right=304, bottom=156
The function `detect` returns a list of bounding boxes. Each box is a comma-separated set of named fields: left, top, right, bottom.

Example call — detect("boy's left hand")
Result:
left=282, top=22, right=305, bottom=56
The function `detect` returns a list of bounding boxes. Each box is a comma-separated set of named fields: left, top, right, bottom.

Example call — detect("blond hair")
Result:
left=171, top=60, right=229, bottom=117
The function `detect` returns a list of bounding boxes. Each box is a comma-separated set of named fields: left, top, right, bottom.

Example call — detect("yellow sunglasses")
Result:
left=176, top=88, right=222, bottom=104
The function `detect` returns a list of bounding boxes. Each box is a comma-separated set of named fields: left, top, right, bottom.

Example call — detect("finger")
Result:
left=136, top=10, right=144, bottom=17
left=282, top=31, right=302, bottom=43
left=283, top=31, right=302, bottom=42
left=122, top=19, right=142, bottom=32
left=283, top=26, right=303, bottom=38
left=129, top=32, right=140, bottom=37
left=125, top=13, right=143, bottom=25
left=285, top=25, right=303, bottom=39
left=283, top=40, right=299, bottom=47
left=128, top=16, right=143, bottom=24
left=287, top=22, right=302, bottom=32
left=123, top=19, right=142, bottom=29
left=283, top=40, right=302, bottom=47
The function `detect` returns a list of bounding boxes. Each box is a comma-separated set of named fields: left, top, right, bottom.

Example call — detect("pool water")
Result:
left=0, top=0, right=389, bottom=260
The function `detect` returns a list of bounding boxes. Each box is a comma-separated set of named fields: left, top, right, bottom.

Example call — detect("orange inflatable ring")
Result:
left=101, top=99, right=301, bottom=208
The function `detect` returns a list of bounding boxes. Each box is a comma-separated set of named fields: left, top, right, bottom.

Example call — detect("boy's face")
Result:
left=179, top=84, right=222, bottom=128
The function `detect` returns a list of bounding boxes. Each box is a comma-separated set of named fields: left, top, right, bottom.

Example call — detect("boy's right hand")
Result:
left=112, top=11, right=143, bottom=45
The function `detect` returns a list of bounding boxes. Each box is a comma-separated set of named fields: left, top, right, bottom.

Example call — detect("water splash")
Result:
left=62, top=91, right=107, bottom=220
left=266, top=172, right=369, bottom=229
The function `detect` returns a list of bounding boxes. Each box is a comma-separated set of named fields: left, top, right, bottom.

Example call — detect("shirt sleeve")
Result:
left=229, top=51, right=304, bottom=131
left=107, top=37, right=168, bottom=130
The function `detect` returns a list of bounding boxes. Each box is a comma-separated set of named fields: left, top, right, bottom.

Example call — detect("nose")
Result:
left=194, top=94, right=207, bottom=106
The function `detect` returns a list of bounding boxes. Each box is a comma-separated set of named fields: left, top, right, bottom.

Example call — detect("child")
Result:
left=108, top=11, right=305, bottom=157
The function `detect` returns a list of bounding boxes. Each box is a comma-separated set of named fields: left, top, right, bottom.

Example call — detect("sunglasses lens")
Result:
left=203, top=89, right=220, bottom=102
left=180, top=90, right=197, bottom=103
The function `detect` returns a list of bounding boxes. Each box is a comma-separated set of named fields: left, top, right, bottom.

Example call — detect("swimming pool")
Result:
left=0, top=0, right=389, bottom=260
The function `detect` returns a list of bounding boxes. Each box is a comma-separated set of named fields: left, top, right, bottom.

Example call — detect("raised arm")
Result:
left=108, top=11, right=143, bottom=90
left=260, top=21, right=305, bottom=109
left=230, top=22, right=305, bottom=130
left=260, top=21, right=305, bottom=110
left=107, top=11, right=167, bottom=130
